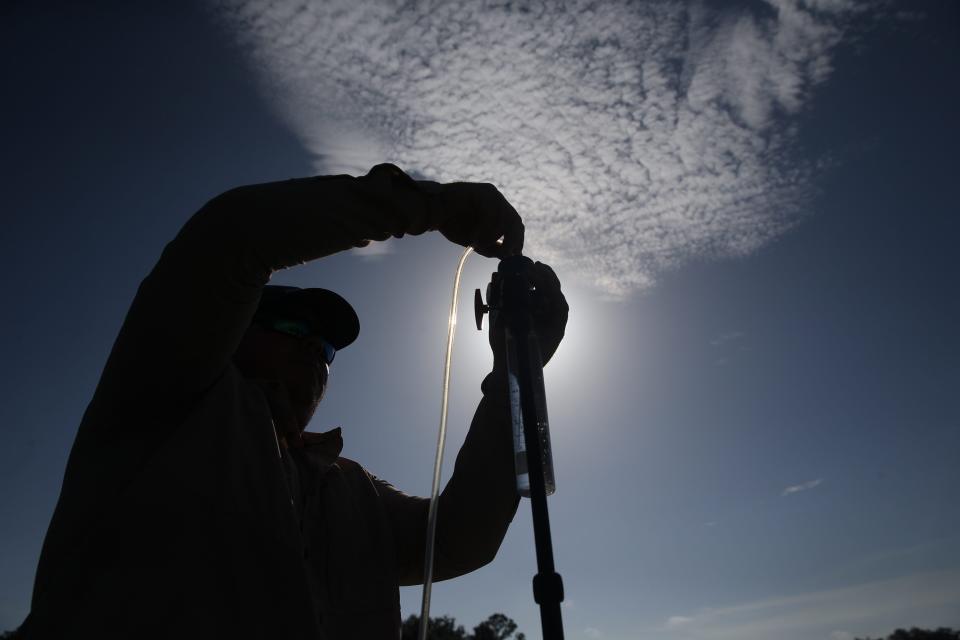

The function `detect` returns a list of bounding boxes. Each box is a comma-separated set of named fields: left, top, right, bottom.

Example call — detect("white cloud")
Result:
left=208, top=0, right=873, bottom=297
left=782, top=477, right=823, bottom=496
left=351, top=239, right=394, bottom=261
left=830, top=631, right=854, bottom=640
left=710, top=331, right=745, bottom=347
left=584, top=627, right=603, bottom=639
left=667, top=615, right=694, bottom=628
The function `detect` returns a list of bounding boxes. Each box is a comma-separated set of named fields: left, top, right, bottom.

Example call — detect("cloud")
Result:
left=351, top=239, right=394, bottom=261
left=710, top=331, right=745, bottom=347
left=584, top=627, right=603, bottom=639
left=209, top=0, right=872, bottom=297
left=667, top=615, right=694, bottom=628
left=659, top=569, right=960, bottom=640
left=782, top=478, right=823, bottom=496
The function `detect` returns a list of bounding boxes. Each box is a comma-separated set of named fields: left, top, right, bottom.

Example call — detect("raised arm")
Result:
left=92, top=167, right=431, bottom=418
left=88, top=165, right=524, bottom=424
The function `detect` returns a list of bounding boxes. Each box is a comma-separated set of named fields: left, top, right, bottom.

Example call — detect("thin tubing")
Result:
left=418, top=246, right=473, bottom=640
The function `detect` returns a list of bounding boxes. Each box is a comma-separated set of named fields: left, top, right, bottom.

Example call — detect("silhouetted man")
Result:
left=21, top=164, right=567, bottom=639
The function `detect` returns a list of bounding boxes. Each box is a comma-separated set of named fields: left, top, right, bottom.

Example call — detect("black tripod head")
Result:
left=474, top=255, right=542, bottom=333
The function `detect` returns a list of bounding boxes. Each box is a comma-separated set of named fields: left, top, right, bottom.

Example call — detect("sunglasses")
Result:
left=261, top=318, right=336, bottom=366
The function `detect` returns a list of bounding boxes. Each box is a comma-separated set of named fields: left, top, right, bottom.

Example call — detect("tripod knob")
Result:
left=474, top=288, right=489, bottom=330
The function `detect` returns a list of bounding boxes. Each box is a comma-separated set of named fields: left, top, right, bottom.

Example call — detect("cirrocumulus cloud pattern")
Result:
left=210, top=0, right=867, bottom=297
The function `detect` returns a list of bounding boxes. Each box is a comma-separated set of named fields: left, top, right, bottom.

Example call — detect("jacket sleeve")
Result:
left=375, top=371, right=520, bottom=585
left=85, top=164, right=438, bottom=431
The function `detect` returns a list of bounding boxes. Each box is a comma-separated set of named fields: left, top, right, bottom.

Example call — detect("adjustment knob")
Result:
left=474, top=288, right=489, bottom=330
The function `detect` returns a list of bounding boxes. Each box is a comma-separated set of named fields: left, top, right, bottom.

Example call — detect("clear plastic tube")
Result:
left=418, top=245, right=473, bottom=640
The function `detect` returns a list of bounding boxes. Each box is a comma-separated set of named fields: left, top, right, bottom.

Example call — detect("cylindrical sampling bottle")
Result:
left=506, top=329, right=555, bottom=496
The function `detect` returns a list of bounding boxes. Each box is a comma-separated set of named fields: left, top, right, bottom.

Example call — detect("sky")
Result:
left=1, top=1, right=958, bottom=639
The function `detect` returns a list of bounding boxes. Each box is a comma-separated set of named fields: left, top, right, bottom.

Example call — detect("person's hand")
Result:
left=490, top=261, right=569, bottom=369
left=420, top=180, right=525, bottom=258
left=528, top=261, right=568, bottom=366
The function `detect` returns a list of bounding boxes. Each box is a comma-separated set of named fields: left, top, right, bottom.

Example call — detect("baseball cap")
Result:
left=254, top=285, right=360, bottom=350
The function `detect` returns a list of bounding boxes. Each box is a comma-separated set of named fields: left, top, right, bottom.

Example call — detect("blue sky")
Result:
left=1, top=2, right=958, bottom=639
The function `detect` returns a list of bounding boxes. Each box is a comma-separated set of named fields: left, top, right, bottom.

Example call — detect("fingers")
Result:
left=471, top=212, right=523, bottom=258
left=526, top=262, right=568, bottom=365
left=435, top=182, right=525, bottom=258
left=468, top=185, right=521, bottom=257
left=532, top=261, right=562, bottom=291
left=529, top=262, right=565, bottom=314
left=469, top=196, right=505, bottom=257
left=499, top=215, right=525, bottom=257
left=529, top=262, right=568, bottom=327
left=491, top=192, right=524, bottom=257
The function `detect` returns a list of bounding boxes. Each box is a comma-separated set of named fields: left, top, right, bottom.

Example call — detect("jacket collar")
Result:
left=300, top=427, right=344, bottom=465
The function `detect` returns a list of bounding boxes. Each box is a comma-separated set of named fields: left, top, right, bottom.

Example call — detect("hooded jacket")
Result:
left=22, top=166, right=520, bottom=639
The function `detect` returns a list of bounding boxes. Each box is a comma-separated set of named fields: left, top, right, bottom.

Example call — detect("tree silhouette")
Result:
left=2, top=621, right=952, bottom=639
left=0, top=613, right=527, bottom=640
left=401, top=613, right=525, bottom=640
left=472, top=612, right=525, bottom=640
left=856, top=628, right=960, bottom=640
